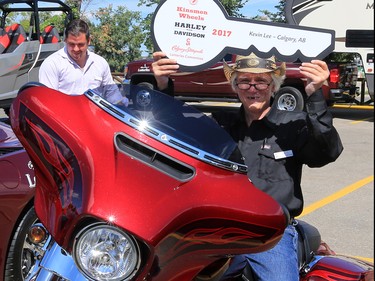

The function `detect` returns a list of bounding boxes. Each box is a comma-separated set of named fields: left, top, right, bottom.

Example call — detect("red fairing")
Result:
left=11, top=85, right=288, bottom=280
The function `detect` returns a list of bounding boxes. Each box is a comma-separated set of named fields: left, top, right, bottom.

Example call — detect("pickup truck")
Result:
left=124, top=54, right=360, bottom=111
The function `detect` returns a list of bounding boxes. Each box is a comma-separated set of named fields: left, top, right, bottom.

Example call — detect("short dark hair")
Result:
left=65, top=19, right=90, bottom=41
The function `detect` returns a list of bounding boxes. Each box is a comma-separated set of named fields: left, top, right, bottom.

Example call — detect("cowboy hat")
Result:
left=223, top=53, right=286, bottom=81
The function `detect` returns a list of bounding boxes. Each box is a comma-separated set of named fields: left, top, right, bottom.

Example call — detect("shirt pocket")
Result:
left=257, top=147, right=291, bottom=182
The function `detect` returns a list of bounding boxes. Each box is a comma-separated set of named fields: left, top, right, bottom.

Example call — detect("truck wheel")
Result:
left=131, top=82, right=154, bottom=110
left=4, top=207, right=48, bottom=281
left=273, top=86, right=304, bottom=112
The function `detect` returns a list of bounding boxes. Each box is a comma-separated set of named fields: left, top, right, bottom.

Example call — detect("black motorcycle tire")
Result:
left=273, top=86, right=304, bottom=112
left=4, top=207, right=38, bottom=281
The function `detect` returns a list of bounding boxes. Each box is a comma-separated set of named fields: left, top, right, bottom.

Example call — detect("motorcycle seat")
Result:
left=295, top=220, right=321, bottom=268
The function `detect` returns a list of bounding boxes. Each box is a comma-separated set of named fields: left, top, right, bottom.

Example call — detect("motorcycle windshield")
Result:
left=86, top=84, right=247, bottom=173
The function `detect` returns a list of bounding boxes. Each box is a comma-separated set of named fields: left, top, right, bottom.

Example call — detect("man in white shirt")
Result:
left=39, top=19, right=128, bottom=105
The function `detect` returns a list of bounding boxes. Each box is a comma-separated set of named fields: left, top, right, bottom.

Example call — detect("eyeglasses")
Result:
left=236, top=81, right=272, bottom=90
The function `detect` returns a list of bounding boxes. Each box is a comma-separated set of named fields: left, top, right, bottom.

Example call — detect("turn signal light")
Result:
left=28, top=225, right=47, bottom=244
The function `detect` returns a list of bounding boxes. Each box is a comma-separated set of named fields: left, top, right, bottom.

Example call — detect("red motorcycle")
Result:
left=10, top=83, right=373, bottom=281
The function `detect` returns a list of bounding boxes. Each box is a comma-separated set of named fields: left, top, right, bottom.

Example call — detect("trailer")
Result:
left=285, top=0, right=374, bottom=104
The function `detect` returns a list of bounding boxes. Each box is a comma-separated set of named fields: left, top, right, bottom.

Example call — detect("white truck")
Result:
left=285, top=0, right=374, bottom=103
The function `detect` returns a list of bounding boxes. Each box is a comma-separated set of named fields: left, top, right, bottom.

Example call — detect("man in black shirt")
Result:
left=152, top=51, right=343, bottom=281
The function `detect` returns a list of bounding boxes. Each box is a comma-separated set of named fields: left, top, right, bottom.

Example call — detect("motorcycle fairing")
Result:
left=16, top=101, right=83, bottom=235
left=11, top=84, right=289, bottom=280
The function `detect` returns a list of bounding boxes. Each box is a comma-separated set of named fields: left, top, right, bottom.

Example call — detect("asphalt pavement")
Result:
left=299, top=105, right=374, bottom=262
left=1, top=104, right=374, bottom=262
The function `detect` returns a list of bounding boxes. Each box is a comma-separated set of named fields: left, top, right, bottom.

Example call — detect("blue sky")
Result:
left=85, top=0, right=279, bottom=19
left=240, top=0, right=279, bottom=17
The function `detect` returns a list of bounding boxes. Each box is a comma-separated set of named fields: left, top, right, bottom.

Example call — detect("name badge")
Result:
left=274, top=150, right=293, bottom=159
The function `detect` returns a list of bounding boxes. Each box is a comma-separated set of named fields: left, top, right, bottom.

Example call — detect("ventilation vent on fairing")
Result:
left=115, top=133, right=195, bottom=182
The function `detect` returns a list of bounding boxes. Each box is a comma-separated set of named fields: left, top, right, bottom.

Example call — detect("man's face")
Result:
left=235, top=72, right=275, bottom=113
left=65, top=32, right=90, bottom=65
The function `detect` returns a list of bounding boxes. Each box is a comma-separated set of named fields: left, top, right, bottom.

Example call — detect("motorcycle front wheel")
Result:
left=4, top=207, right=49, bottom=281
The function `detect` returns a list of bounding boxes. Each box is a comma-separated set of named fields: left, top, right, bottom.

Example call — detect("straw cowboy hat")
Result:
left=223, top=53, right=286, bottom=81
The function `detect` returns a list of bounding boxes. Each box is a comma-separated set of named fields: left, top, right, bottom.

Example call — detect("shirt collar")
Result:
left=61, top=46, right=92, bottom=69
left=238, top=105, right=278, bottom=130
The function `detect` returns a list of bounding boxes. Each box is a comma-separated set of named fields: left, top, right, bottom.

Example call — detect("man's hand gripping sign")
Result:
left=151, top=0, right=335, bottom=72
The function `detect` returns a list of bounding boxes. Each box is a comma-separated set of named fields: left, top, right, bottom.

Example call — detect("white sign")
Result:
left=151, top=0, right=335, bottom=71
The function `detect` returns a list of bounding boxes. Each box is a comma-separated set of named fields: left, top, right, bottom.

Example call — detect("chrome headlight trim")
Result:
left=73, top=224, right=140, bottom=281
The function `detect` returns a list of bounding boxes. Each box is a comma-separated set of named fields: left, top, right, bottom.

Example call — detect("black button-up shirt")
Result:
left=213, top=90, right=343, bottom=217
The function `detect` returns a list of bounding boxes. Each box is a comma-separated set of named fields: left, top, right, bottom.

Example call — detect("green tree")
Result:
left=5, top=10, right=71, bottom=36
left=39, top=12, right=71, bottom=33
left=89, top=5, right=144, bottom=72
left=257, top=0, right=285, bottom=23
left=65, top=0, right=81, bottom=19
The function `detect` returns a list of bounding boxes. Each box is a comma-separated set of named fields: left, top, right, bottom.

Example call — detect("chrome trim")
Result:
left=85, top=90, right=247, bottom=173
left=300, top=255, right=325, bottom=274
left=30, top=241, right=88, bottom=281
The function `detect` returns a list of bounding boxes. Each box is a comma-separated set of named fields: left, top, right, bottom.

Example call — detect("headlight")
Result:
left=73, top=224, right=140, bottom=281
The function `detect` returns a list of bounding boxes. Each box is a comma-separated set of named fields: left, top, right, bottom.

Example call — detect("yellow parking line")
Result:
left=298, top=176, right=374, bottom=262
left=354, top=256, right=374, bottom=263
left=297, top=175, right=374, bottom=218
left=350, top=117, right=374, bottom=124
left=332, top=104, right=374, bottom=110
